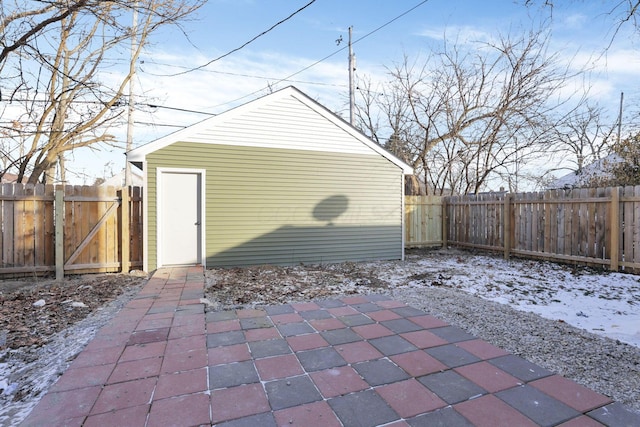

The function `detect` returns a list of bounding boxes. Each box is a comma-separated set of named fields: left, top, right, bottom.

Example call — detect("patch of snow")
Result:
left=389, top=252, right=640, bottom=347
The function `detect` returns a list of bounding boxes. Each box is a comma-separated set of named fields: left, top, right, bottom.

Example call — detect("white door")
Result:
left=159, top=171, right=202, bottom=266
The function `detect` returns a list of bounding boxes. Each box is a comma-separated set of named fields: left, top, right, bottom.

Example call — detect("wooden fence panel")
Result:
left=439, top=185, right=640, bottom=272
left=404, top=196, right=443, bottom=247
left=0, top=184, right=143, bottom=278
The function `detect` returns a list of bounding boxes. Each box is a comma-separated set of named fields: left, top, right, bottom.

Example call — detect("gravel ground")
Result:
left=390, top=286, right=640, bottom=413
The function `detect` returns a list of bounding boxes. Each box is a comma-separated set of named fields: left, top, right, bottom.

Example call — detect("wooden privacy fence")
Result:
left=0, top=184, right=142, bottom=279
left=404, top=196, right=443, bottom=248
left=442, top=186, right=640, bottom=272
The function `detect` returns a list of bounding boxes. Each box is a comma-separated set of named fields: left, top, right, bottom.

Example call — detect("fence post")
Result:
left=55, top=188, right=64, bottom=281
left=503, top=193, right=512, bottom=260
left=120, top=187, right=130, bottom=273
left=610, top=187, right=620, bottom=271
left=441, top=198, right=448, bottom=248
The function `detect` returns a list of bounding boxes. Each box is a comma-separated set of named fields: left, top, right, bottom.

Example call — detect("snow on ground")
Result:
left=372, top=251, right=640, bottom=348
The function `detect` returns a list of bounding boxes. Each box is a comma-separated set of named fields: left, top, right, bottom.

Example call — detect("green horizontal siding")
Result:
left=147, top=142, right=403, bottom=269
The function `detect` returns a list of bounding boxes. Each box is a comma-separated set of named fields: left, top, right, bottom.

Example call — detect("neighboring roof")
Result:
left=547, top=153, right=621, bottom=189
left=100, top=169, right=144, bottom=187
left=127, top=86, right=413, bottom=175
left=1, top=172, right=19, bottom=183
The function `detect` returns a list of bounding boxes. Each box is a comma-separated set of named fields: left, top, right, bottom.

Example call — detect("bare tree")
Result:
left=1, top=1, right=91, bottom=67
left=357, top=29, right=573, bottom=194
left=550, top=103, right=616, bottom=174
left=0, top=0, right=204, bottom=183
left=524, top=0, right=640, bottom=45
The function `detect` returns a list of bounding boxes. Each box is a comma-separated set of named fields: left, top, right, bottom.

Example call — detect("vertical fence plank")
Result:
left=0, top=184, right=10, bottom=267
left=106, top=186, right=118, bottom=271
left=586, top=187, right=596, bottom=259
left=55, top=189, right=64, bottom=280
left=23, top=184, right=36, bottom=268
left=64, top=185, right=76, bottom=268
left=44, top=185, right=55, bottom=266
left=441, top=198, right=448, bottom=248
left=86, top=186, right=99, bottom=266
left=12, top=184, right=25, bottom=267
left=131, top=186, right=143, bottom=266
left=595, top=187, right=606, bottom=261
left=580, top=188, right=590, bottom=257
left=530, top=192, right=538, bottom=253
left=629, top=185, right=640, bottom=273
left=0, top=185, right=3, bottom=267
left=610, top=187, right=620, bottom=271
left=543, top=190, right=551, bottom=256
left=96, top=185, right=107, bottom=269
left=568, top=189, right=578, bottom=258
left=121, top=187, right=131, bottom=272
left=503, top=194, right=511, bottom=259
left=624, top=186, right=634, bottom=269
left=557, top=189, right=566, bottom=255
left=33, top=184, right=45, bottom=268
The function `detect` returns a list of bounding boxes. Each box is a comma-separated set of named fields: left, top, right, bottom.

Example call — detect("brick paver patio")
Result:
left=21, top=267, right=640, bottom=426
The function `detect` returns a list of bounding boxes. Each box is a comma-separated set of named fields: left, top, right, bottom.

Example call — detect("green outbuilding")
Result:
left=127, top=86, right=413, bottom=271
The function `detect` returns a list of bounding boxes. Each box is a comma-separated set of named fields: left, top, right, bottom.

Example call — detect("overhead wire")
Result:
left=4, top=98, right=216, bottom=116
left=4, top=0, right=429, bottom=129
left=159, top=0, right=318, bottom=77
left=205, top=0, right=431, bottom=109
left=140, top=62, right=348, bottom=89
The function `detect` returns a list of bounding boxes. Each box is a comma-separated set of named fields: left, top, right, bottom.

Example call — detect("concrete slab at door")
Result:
left=159, top=171, right=202, bottom=266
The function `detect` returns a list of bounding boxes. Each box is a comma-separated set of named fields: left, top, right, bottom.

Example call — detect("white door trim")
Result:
left=156, top=167, right=206, bottom=268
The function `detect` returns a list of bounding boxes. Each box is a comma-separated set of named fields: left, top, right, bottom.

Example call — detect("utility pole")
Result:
left=348, top=26, right=356, bottom=125
left=125, top=3, right=138, bottom=187
left=617, top=91, right=624, bottom=145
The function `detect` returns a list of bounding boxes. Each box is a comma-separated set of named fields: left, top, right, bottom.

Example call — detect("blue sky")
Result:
left=78, top=0, right=640, bottom=183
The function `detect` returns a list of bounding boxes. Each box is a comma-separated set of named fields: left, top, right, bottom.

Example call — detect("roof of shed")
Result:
left=127, top=86, right=413, bottom=174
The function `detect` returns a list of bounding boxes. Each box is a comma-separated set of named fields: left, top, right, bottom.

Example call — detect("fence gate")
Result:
left=61, top=186, right=121, bottom=274
left=0, top=184, right=142, bottom=279
left=404, top=196, right=443, bottom=247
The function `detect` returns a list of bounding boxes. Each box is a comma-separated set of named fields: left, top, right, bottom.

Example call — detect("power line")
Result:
left=3, top=99, right=216, bottom=116
left=160, top=0, right=317, bottom=77
left=3, top=0, right=429, bottom=124
left=144, top=104, right=215, bottom=116
left=139, top=62, right=348, bottom=89
left=207, top=0, right=431, bottom=110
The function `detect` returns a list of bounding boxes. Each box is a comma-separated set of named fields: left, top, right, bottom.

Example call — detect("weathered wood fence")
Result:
left=405, top=196, right=443, bottom=248
left=406, top=186, right=640, bottom=272
left=0, top=184, right=142, bottom=279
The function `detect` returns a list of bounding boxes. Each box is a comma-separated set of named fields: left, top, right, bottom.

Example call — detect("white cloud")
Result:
left=562, top=13, right=588, bottom=30
left=415, top=25, right=492, bottom=44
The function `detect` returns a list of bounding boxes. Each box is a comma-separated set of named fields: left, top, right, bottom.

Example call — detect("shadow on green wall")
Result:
left=206, top=195, right=401, bottom=267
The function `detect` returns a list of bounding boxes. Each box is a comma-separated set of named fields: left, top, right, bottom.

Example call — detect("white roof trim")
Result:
left=127, top=86, right=413, bottom=175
